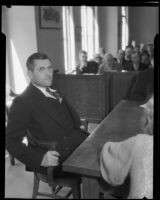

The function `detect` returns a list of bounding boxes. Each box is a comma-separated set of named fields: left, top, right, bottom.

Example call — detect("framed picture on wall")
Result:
left=39, top=6, right=62, bottom=29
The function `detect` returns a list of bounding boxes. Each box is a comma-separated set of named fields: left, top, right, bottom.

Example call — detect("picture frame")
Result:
left=39, top=6, right=62, bottom=29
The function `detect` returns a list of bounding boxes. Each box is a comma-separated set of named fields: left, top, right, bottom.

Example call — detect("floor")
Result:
left=5, top=123, right=99, bottom=199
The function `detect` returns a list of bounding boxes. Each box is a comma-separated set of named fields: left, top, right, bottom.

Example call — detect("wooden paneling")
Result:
left=53, top=74, right=106, bottom=123
left=108, top=71, right=139, bottom=111
left=52, top=72, right=139, bottom=122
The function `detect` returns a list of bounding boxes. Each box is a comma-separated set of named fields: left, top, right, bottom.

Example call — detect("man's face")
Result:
left=28, top=59, right=54, bottom=87
left=79, top=53, right=87, bottom=63
left=131, top=53, right=140, bottom=64
left=125, top=48, right=132, bottom=60
left=104, top=55, right=113, bottom=67
left=117, top=50, right=124, bottom=60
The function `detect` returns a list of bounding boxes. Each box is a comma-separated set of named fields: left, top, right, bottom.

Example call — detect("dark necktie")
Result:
left=46, top=87, right=62, bottom=103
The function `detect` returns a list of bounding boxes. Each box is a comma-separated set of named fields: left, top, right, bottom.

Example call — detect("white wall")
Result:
left=2, top=6, right=37, bottom=93
left=129, top=6, right=159, bottom=44
left=98, top=6, right=118, bottom=57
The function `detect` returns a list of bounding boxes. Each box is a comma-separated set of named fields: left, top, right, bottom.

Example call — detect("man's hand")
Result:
left=41, top=151, right=60, bottom=167
left=80, top=62, right=87, bottom=71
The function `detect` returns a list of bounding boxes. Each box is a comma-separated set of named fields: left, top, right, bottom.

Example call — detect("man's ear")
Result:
left=27, top=70, right=33, bottom=80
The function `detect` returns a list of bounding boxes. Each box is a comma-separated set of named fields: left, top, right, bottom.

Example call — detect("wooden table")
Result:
left=62, top=100, right=145, bottom=199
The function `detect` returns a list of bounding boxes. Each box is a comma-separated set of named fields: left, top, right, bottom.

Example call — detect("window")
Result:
left=62, top=6, right=76, bottom=73
left=121, top=7, right=129, bottom=50
left=81, top=6, right=99, bottom=60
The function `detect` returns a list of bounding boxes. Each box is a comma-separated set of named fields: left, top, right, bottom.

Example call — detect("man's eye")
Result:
left=39, top=67, right=45, bottom=72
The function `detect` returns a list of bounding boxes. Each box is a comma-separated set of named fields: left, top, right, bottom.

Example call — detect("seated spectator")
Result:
left=98, top=53, right=114, bottom=74
left=140, top=42, right=146, bottom=54
left=93, top=53, right=103, bottom=66
left=134, top=44, right=140, bottom=53
left=122, top=46, right=133, bottom=69
left=141, top=50, right=150, bottom=66
left=100, top=95, right=153, bottom=199
left=131, top=40, right=136, bottom=49
left=147, top=43, right=154, bottom=61
left=116, top=49, right=125, bottom=64
left=123, top=51, right=149, bottom=71
left=76, top=50, right=98, bottom=74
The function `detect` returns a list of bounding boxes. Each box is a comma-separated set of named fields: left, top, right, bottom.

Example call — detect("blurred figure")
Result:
left=131, top=40, right=136, bottom=49
left=147, top=43, right=154, bottom=61
left=140, top=43, right=146, bottom=54
left=141, top=50, right=150, bottom=66
left=111, top=49, right=124, bottom=71
left=122, top=46, right=133, bottom=70
left=117, top=49, right=125, bottom=64
left=93, top=53, right=103, bottom=66
left=76, top=50, right=98, bottom=74
left=134, top=44, right=140, bottom=53
left=123, top=51, right=149, bottom=71
left=98, top=53, right=114, bottom=74
left=100, top=95, right=153, bottom=199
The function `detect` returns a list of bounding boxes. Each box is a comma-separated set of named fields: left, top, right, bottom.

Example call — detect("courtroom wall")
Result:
left=35, top=6, right=65, bottom=73
left=98, top=6, right=118, bottom=57
left=129, top=6, right=159, bottom=44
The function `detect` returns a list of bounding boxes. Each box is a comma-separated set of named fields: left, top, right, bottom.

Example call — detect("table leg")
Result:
left=81, top=176, right=100, bottom=199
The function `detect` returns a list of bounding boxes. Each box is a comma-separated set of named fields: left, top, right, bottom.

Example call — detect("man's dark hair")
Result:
left=26, top=52, right=52, bottom=71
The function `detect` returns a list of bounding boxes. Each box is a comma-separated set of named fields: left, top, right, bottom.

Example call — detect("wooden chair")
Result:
left=31, top=119, right=88, bottom=199
left=32, top=142, right=81, bottom=199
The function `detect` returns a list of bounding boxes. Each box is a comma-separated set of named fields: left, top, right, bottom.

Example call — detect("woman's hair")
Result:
left=141, top=95, right=154, bottom=135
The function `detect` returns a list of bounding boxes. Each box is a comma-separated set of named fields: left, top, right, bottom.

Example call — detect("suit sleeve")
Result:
left=6, top=96, right=47, bottom=173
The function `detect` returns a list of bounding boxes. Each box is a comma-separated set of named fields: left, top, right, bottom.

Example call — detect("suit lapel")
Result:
left=29, top=83, right=71, bottom=132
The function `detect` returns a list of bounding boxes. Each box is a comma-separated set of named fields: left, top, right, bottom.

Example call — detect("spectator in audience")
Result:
left=6, top=52, right=89, bottom=176
left=147, top=43, right=154, bottom=61
left=122, top=46, right=133, bottom=69
left=76, top=50, right=98, bottom=74
left=123, top=51, right=149, bottom=71
left=93, top=53, right=103, bottom=66
left=141, top=50, right=150, bottom=66
left=134, top=44, right=140, bottom=53
left=140, top=43, right=146, bottom=54
left=116, top=49, right=125, bottom=64
left=131, top=40, right=136, bottom=49
left=98, top=53, right=114, bottom=74
left=100, top=95, right=153, bottom=199
left=111, top=50, right=124, bottom=71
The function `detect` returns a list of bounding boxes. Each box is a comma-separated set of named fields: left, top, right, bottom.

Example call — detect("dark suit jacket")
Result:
left=6, top=83, right=89, bottom=174
left=126, top=68, right=154, bottom=103
left=123, top=62, right=149, bottom=71
left=76, top=61, right=98, bottom=74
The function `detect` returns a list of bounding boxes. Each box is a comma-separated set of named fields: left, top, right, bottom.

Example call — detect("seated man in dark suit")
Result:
left=126, top=68, right=154, bottom=104
left=123, top=51, right=149, bottom=71
left=76, top=50, right=98, bottom=74
left=122, top=46, right=133, bottom=69
left=6, top=52, right=89, bottom=176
